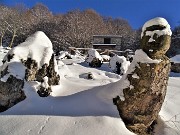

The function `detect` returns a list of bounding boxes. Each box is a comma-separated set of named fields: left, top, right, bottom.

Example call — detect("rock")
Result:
left=87, top=72, right=94, bottom=79
left=25, top=55, right=60, bottom=97
left=85, top=49, right=103, bottom=68
left=140, top=17, right=172, bottom=59
left=114, top=17, right=172, bottom=134
left=0, top=75, right=26, bottom=112
left=88, top=58, right=103, bottom=68
left=0, top=31, right=60, bottom=112
left=109, top=55, right=130, bottom=75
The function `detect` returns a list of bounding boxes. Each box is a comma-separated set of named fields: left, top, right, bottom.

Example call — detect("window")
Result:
left=104, top=38, right=111, bottom=44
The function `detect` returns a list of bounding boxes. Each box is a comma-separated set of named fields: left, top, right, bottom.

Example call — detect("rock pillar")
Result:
left=114, top=17, right=172, bottom=134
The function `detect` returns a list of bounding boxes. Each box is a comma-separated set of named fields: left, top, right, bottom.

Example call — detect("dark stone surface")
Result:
left=171, top=62, right=180, bottom=73
left=88, top=58, right=103, bottom=68
left=0, top=75, right=26, bottom=112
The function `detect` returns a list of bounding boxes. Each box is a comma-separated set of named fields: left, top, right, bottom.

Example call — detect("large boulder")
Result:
left=109, top=55, right=130, bottom=75
left=0, top=75, right=26, bottom=112
left=0, top=31, right=60, bottom=112
left=85, top=49, right=103, bottom=68
left=114, top=17, right=172, bottom=134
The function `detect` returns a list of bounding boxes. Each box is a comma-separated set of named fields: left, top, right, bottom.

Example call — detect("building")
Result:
left=92, top=35, right=122, bottom=50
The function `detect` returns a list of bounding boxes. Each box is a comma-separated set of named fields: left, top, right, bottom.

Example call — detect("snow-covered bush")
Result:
left=109, top=55, right=130, bottom=75
left=85, top=49, right=103, bottom=67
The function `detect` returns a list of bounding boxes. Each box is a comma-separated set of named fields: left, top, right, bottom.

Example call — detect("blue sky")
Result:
left=1, top=0, right=180, bottom=29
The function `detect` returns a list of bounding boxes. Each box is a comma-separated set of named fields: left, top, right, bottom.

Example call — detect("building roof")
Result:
left=93, top=44, right=116, bottom=46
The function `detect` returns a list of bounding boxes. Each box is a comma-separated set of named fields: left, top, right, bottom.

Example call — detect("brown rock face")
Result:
left=24, top=55, right=60, bottom=97
left=88, top=58, right=103, bottom=68
left=35, top=55, right=60, bottom=97
left=114, top=18, right=171, bottom=134
left=141, top=25, right=171, bottom=59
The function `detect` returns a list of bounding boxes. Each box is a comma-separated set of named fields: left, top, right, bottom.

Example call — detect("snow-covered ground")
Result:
left=0, top=48, right=180, bottom=135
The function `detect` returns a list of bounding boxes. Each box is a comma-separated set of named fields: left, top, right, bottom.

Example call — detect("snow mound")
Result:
left=86, top=49, right=103, bottom=63
left=101, top=55, right=110, bottom=61
left=1, top=31, right=54, bottom=82
left=109, top=55, right=130, bottom=75
left=170, top=55, right=180, bottom=63
left=56, top=51, right=71, bottom=60
left=3, top=31, right=53, bottom=68
left=141, top=17, right=172, bottom=42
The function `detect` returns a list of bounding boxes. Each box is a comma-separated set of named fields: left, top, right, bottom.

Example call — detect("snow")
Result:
left=3, top=31, right=53, bottom=68
left=132, top=73, right=139, bottom=79
left=141, top=17, right=172, bottom=42
left=170, top=54, right=180, bottom=63
left=133, top=49, right=161, bottom=63
left=41, top=76, right=49, bottom=89
left=0, top=47, right=180, bottom=135
left=109, top=55, right=130, bottom=75
left=121, top=49, right=161, bottom=77
left=0, top=31, right=54, bottom=82
left=85, top=49, right=103, bottom=63
left=101, top=55, right=110, bottom=61
left=56, top=51, right=71, bottom=60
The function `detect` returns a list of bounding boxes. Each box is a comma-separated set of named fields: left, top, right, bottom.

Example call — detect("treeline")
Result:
left=0, top=3, right=139, bottom=51
left=0, top=3, right=179, bottom=56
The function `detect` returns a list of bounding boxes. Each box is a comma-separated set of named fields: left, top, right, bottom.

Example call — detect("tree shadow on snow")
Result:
left=154, top=116, right=180, bottom=135
left=169, top=72, right=180, bottom=77
left=79, top=61, right=113, bottom=73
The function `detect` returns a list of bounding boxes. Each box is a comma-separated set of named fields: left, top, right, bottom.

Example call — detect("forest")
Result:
left=0, top=3, right=179, bottom=57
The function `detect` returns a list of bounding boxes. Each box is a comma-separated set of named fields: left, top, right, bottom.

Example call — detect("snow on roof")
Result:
left=141, top=17, right=172, bottom=42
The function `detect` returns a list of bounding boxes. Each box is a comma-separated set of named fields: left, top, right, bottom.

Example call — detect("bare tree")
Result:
left=0, top=5, right=11, bottom=47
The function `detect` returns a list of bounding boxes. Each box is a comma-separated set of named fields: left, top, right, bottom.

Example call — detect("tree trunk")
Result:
left=9, top=30, right=16, bottom=48
left=0, top=36, right=3, bottom=47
